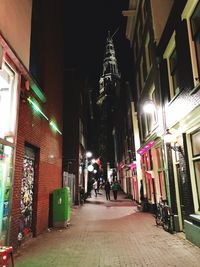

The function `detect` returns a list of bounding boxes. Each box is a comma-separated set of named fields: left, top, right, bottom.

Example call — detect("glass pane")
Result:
left=0, top=63, right=17, bottom=143
left=191, top=2, right=200, bottom=76
left=156, top=148, right=161, bottom=169
left=194, top=160, right=200, bottom=209
left=191, top=2, right=200, bottom=38
left=169, top=49, right=177, bottom=74
left=159, top=172, right=166, bottom=200
left=191, top=130, right=200, bottom=156
left=194, top=34, right=200, bottom=76
left=0, top=144, right=13, bottom=245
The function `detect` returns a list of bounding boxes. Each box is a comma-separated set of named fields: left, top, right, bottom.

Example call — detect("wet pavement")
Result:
left=14, top=190, right=200, bottom=267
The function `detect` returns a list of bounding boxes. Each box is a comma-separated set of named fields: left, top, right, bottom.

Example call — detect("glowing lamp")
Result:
left=143, top=100, right=156, bottom=114
left=91, top=159, right=96, bottom=164
left=86, top=151, right=92, bottom=158
left=88, top=164, right=94, bottom=172
left=164, top=129, right=183, bottom=155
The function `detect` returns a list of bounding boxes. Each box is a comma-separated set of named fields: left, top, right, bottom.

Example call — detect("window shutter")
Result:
left=175, top=19, right=194, bottom=91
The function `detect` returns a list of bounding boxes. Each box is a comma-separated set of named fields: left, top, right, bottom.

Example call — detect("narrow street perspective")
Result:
left=15, top=190, right=200, bottom=267
left=1, top=1, right=200, bottom=266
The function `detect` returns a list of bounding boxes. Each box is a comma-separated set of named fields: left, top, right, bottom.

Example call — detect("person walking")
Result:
left=104, top=180, right=111, bottom=200
left=112, top=181, right=120, bottom=200
left=93, top=180, right=98, bottom=197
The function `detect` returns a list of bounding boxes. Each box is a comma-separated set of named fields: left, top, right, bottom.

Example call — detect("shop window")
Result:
left=191, top=2, right=200, bottom=78
left=191, top=129, right=200, bottom=156
left=0, top=144, right=13, bottom=244
left=159, top=172, right=167, bottom=200
left=156, top=148, right=161, bottom=169
left=144, top=151, right=152, bottom=171
left=190, top=129, right=200, bottom=210
left=194, top=160, right=200, bottom=209
left=0, top=62, right=18, bottom=143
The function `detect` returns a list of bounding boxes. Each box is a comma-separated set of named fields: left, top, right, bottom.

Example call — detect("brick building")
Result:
left=0, top=0, right=64, bottom=249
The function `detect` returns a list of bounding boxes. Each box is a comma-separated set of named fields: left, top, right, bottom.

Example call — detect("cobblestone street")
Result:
left=15, top=190, right=200, bottom=267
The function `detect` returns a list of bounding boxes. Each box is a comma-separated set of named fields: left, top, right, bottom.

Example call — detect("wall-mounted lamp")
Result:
left=164, top=129, right=183, bottom=155
left=143, top=100, right=156, bottom=114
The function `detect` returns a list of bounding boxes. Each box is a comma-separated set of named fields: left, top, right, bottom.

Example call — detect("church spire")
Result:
left=97, top=30, right=120, bottom=106
left=102, top=31, right=120, bottom=78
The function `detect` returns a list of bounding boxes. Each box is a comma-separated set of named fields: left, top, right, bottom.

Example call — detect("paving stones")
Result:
left=15, top=190, right=200, bottom=267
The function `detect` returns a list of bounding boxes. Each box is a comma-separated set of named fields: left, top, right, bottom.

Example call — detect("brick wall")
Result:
left=10, top=98, right=62, bottom=249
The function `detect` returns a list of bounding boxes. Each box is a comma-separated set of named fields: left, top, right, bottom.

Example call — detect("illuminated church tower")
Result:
left=97, top=31, right=120, bottom=179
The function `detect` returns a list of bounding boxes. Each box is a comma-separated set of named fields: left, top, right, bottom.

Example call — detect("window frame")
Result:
left=145, top=33, right=152, bottom=73
left=187, top=126, right=200, bottom=213
left=163, top=32, right=181, bottom=99
left=182, top=0, right=200, bottom=87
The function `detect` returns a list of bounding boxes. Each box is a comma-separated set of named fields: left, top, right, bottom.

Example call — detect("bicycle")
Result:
left=155, top=198, right=174, bottom=233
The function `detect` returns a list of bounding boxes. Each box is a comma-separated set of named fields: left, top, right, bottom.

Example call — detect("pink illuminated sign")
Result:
left=137, top=141, right=155, bottom=155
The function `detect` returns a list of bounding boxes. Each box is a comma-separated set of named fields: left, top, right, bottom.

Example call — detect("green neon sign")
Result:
left=30, top=80, right=46, bottom=103
left=49, top=121, right=62, bottom=135
left=27, top=97, right=49, bottom=121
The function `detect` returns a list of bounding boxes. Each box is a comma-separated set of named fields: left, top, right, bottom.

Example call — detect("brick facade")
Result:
left=5, top=0, right=65, bottom=249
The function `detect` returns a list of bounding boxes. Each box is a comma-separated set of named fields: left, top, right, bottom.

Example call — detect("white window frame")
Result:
left=163, top=32, right=178, bottom=99
left=182, top=0, right=199, bottom=87
left=187, top=124, right=200, bottom=214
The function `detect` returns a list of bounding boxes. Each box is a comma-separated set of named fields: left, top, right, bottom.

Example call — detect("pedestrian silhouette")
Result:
left=93, top=180, right=98, bottom=197
left=104, top=180, right=111, bottom=200
left=112, top=180, right=120, bottom=200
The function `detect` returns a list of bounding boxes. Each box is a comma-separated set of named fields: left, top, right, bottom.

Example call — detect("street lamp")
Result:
left=87, top=164, right=94, bottom=172
left=86, top=151, right=92, bottom=158
left=164, top=129, right=183, bottom=155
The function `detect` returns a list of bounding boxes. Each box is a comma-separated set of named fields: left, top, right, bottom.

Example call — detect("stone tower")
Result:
left=97, top=31, right=120, bottom=180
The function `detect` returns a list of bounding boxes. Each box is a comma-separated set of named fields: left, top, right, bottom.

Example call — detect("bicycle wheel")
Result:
left=155, top=208, right=162, bottom=226
left=162, top=206, right=171, bottom=232
left=163, top=217, right=170, bottom=231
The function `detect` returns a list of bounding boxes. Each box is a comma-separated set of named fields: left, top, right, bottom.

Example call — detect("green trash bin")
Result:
left=52, top=187, right=71, bottom=227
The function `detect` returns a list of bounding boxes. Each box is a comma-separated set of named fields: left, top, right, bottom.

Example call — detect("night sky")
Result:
left=64, top=0, right=133, bottom=87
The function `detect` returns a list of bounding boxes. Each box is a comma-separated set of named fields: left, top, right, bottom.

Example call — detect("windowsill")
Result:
left=189, top=83, right=200, bottom=95
left=168, top=89, right=182, bottom=105
left=189, top=214, right=200, bottom=227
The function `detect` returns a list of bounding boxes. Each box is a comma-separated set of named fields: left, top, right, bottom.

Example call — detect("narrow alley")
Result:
left=14, top=191, right=200, bottom=267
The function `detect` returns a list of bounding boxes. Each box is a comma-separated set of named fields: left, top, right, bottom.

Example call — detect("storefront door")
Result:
left=177, top=164, right=186, bottom=229
left=19, top=146, right=36, bottom=240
